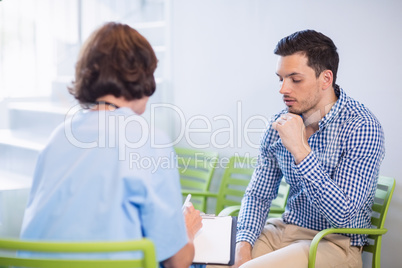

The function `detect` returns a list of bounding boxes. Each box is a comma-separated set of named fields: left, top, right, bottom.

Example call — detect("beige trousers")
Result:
left=209, top=218, right=362, bottom=268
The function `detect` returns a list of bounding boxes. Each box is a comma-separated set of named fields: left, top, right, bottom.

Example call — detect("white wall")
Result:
left=170, top=0, right=402, bottom=267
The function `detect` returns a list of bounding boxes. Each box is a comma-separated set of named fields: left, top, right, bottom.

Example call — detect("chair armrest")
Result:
left=217, top=205, right=285, bottom=217
left=181, top=190, right=219, bottom=198
left=269, top=206, right=285, bottom=214
left=218, top=205, right=241, bottom=216
left=308, top=228, right=388, bottom=268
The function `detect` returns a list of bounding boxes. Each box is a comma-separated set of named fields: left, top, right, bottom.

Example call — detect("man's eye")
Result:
left=293, top=79, right=301, bottom=83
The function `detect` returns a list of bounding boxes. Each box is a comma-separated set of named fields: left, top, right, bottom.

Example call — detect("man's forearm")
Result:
left=236, top=194, right=271, bottom=245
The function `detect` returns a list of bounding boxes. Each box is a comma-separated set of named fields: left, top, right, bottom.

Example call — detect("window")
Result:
left=0, top=0, right=169, bottom=102
left=0, top=0, right=170, bottom=238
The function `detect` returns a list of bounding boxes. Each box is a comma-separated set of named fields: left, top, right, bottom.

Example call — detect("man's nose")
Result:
left=279, top=80, right=290, bottom=95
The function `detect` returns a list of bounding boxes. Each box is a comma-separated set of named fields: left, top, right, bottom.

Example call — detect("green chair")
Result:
left=217, top=173, right=290, bottom=218
left=175, top=147, right=218, bottom=212
left=0, top=238, right=157, bottom=268
left=183, top=156, right=289, bottom=216
left=308, top=176, right=395, bottom=268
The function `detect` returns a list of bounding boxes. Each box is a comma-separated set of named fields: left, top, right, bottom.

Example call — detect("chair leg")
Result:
left=372, top=238, right=382, bottom=268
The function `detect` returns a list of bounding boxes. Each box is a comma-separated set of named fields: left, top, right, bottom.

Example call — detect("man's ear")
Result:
left=321, top=70, right=333, bottom=90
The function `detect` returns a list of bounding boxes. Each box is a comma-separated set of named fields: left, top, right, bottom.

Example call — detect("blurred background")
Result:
left=0, top=0, right=401, bottom=267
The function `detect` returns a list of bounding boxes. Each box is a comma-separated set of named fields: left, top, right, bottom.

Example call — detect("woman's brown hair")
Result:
left=69, top=22, right=157, bottom=107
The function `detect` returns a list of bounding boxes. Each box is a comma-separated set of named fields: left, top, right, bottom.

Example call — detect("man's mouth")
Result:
left=283, top=98, right=296, bottom=106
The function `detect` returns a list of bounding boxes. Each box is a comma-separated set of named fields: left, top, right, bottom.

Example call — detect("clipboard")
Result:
left=192, top=215, right=237, bottom=265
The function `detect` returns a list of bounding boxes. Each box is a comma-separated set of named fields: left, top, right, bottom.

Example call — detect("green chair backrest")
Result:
left=215, top=156, right=289, bottom=216
left=214, top=156, right=256, bottom=215
left=308, top=176, right=395, bottom=268
left=0, top=238, right=157, bottom=268
left=365, top=175, right=395, bottom=266
left=175, top=147, right=218, bottom=211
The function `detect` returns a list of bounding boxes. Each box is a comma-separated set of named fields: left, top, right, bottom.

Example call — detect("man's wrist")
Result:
left=293, top=146, right=311, bottom=165
left=236, top=241, right=252, bottom=250
left=234, top=241, right=253, bottom=267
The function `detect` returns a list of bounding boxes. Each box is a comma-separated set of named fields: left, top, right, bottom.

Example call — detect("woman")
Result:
left=20, top=22, right=202, bottom=268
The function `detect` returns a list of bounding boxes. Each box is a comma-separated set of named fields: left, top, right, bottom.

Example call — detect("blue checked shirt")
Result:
left=237, top=88, right=385, bottom=247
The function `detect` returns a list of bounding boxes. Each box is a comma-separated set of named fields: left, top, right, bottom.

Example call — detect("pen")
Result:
left=182, top=194, right=192, bottom=210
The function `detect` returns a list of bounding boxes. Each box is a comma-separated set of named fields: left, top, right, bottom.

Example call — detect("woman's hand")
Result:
left=183, top=202, right=203, bottom=241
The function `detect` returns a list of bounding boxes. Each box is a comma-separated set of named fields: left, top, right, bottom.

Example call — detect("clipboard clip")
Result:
left=201, top=213, right=216, bottom=219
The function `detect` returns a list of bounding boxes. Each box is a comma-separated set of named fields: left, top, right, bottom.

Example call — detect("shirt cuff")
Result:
left=236, top=229, right=258, bottom=247
left=292, top=150, right=318, bottom=178
left=291, top=151, right=325, bottom=200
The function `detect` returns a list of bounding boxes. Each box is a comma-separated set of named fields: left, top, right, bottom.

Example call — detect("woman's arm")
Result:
left=162, top=203, right=203, bottom=268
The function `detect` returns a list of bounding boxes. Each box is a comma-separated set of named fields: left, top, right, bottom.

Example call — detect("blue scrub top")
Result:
left=20, top=107, right=188, bottom=262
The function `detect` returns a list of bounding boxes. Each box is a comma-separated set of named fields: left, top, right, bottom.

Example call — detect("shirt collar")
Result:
left=318, top=87, right=346, bottom=129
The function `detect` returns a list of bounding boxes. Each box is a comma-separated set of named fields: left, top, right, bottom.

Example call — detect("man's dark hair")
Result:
left=274, top=29, right=339, bottom=89
left=69, top=22, right=157, bottom=107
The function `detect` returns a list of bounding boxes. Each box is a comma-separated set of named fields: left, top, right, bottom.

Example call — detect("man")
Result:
left=234, top=30, right=385, bottom=267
